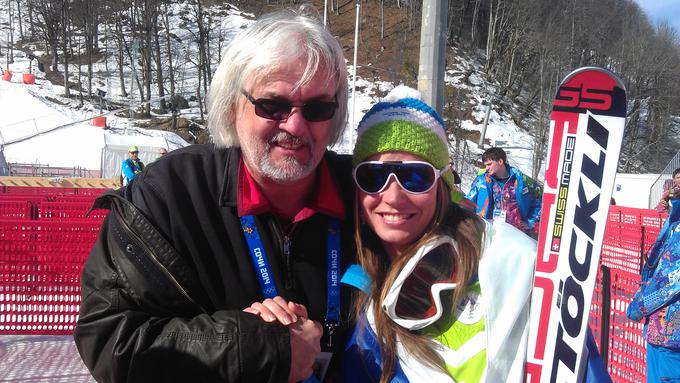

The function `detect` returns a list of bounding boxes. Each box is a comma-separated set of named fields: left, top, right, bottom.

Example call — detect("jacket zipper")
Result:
left=271, top=219, right=299, bottom=291
left=116, top=213, right=208, bottom=314
left=282, top=234, right=293, bottom=290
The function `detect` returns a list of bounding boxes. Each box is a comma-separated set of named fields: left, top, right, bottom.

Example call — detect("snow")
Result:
left=0, top=79, right=189, bottom=174
left=0, top=1, right=545, bottom=189
left=3, top=2, right=544, bottom=192
left=0, top=6, right=191, bottom=176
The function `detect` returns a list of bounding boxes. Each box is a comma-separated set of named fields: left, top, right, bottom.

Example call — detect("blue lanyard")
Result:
left=240, top=215, right=278, bottom=298
left=325, top=217, right=341, bottom=344
left=240, top=215, right=341, bottom=340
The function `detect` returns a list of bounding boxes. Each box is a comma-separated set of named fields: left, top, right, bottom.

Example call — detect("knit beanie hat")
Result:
left=353, top=85, right=462, bottom=202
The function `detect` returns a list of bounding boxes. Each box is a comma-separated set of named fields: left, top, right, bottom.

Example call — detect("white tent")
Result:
left=101, top=133, right=177, bottom=178
left=0, top=146, right=8, bottom=176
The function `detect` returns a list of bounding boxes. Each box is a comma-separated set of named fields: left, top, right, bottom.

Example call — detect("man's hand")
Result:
left=288, top=317, right=322, bottom=382
left=243, top=297, right=321, bottom=382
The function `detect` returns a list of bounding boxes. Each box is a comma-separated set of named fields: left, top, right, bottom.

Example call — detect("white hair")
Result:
left=206, top=8, right=349, bottom=148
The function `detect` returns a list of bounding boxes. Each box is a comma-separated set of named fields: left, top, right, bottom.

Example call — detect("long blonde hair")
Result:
left=353, top=181, right=486, bottom=383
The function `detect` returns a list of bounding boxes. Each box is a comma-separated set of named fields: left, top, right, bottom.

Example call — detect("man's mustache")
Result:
left=268, top=132, right=308, bottom=147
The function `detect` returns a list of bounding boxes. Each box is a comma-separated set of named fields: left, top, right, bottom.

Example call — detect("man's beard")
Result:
left=243, top=132, right=320, bottom=184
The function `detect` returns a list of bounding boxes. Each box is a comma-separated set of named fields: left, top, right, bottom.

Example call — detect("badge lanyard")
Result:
left=240, top=215, right=341, bottom=346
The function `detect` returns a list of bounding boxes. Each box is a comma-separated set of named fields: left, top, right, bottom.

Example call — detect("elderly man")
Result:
left=74, top=9, right=352, bottom=383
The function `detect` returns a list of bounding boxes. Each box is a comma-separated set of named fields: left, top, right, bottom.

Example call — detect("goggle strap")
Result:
left=382, top=236, right=458, bottom=330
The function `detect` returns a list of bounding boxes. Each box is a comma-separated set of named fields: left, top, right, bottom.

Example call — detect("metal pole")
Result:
left=417, top=0, right=448, bottom=113
left=599, top=265, right=611, bottom=367
left=640, top=226, right=646, bottom=273
left=479, top=100, right=492, bottom=147
left=128, top=39, right=138, bottom=135
left=350, top=2, right=360, bottom=147
left=324, top=0, right=328, bottom=27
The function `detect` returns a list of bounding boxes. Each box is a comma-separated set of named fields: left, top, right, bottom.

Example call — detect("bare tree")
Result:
left=71, top=0, right=100, bottom=100
left=8, top=0, right=15, bottom=65
left=153, top=14, right=166, bottom=114
left=61, top=0, right=70, bottom=96
left=31, top=0, right=62, bottom=72
left=15, top=0, right=24, bottom=40
left=162, top=0, right=175, bottom=98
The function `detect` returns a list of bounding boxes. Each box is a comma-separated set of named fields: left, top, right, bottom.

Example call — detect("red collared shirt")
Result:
left=237, top=158, right=345, bottom=223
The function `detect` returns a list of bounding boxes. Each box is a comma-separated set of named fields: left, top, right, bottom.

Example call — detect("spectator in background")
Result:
left=655, top=167, right=680, bottom=214
left=449, top=158, right=477, bottom=212
left=628, top=177, right=680, bottom=382
left=157, top=147, right=168, bottom=161
left=465, top=147, right=541, bottom=236
left=121, top=145, right=144, bottom=186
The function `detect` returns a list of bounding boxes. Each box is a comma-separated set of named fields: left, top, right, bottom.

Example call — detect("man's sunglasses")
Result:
left=242, top=90, right=338, bottom=122
left=353, top=161, right=446, bottom=194
left=383, top=236, right=458, bottom=330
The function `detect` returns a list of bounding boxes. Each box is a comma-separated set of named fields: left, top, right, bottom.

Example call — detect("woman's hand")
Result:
left=243, top=296, right=309, bottom=325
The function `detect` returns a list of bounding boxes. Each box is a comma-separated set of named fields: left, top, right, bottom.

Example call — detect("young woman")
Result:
left=342, top=86, right=609, bottom=383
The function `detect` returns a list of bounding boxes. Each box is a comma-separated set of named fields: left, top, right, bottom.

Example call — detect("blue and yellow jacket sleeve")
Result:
left=121, top=159, right=136, bottom=181
left=524, top=177, right=542, bottom=230
left=466, top=173, right=492, bottom=218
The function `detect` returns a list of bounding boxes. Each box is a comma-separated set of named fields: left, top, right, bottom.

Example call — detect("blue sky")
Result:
left=634, top=0, right=680, bottom=34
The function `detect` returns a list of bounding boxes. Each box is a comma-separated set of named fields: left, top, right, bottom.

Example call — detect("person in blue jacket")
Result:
left=465, top=147, right=541, bottom=236
left=121, top=145, right=145, bottom=186
left=628, top=196, right=680, bottom=382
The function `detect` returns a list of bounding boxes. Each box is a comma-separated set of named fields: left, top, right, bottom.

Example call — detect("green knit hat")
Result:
left=352, top=86, right=462, bottom=203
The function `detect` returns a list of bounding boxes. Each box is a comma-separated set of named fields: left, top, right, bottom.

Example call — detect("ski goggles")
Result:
left=353, top=161, right=446, bottom=194
left=383, top=236, right=458, bottom=330
left=242, top=90, right=338, bottom=122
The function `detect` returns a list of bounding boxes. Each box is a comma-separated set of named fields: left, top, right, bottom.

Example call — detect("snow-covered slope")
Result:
left=0, top=2, right=538, bottom=191
left=0, top=79, right=189, bottom=173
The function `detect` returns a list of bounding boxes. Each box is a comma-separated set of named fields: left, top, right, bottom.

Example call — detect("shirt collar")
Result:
left=237, top=157, right=345, bottom=223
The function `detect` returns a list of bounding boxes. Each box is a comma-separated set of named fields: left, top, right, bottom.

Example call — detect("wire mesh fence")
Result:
left=648, top=150, right=680, bottom=208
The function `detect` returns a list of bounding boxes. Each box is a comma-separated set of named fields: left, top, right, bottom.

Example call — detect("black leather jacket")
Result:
left=74, top=145, right=355, bottom=382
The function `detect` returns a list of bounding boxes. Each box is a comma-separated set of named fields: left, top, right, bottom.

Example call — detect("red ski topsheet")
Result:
left=525, top=67, right=626, bottom=383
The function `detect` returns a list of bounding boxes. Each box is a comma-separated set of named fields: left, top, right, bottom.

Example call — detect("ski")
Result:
left=525, top=67, right=626, bottom=383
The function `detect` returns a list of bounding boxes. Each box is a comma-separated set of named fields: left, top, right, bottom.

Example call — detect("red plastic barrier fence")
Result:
left=0, top=187, right=105, bottom=335
left=0, top=193, right=47, bottom=205
left=0, top=219, right=102, bottom=334
left=0, top=190, right=666, bottom=383
left=38, top=201, right=106, bottom=221
left=608, top=206, right=665, bottom=257
left=0, top=200, right=33, bottom=220
left=587, top=205, right=666, bottom=383
left=1, top=186, right=107, bottom=196
left=601, top=221, right=644, bottom=274
left=589, top=269, right=604, bottom=347
left=606, top=269, right=647, bottom=383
